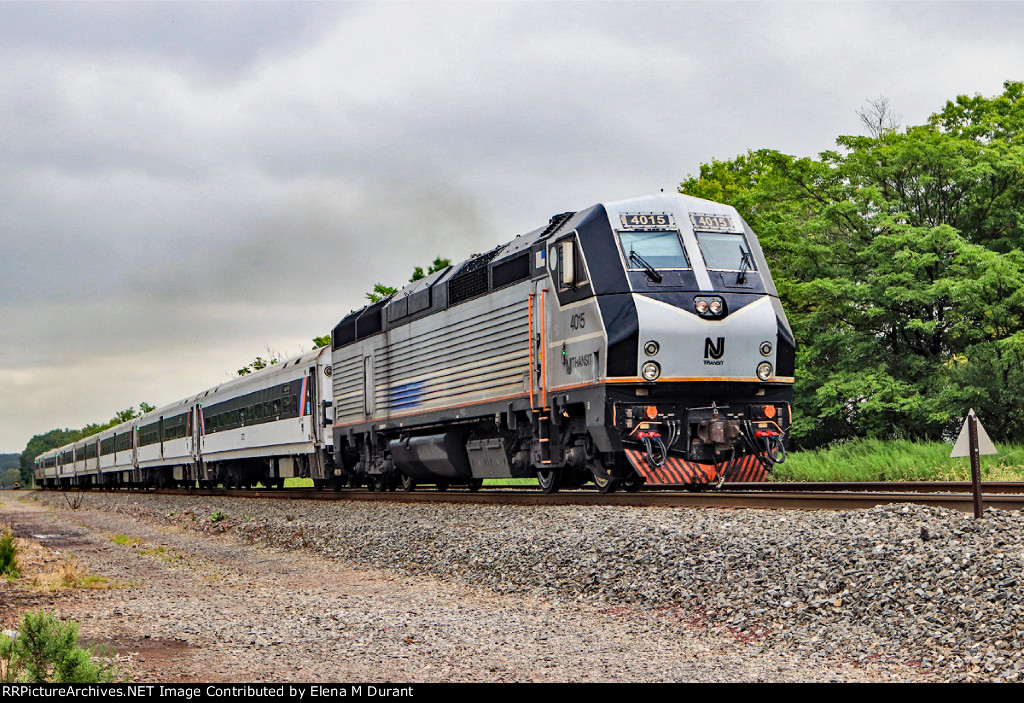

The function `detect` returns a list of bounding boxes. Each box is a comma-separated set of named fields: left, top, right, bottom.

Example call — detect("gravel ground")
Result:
left=7, top=490, right=1017, bottom=682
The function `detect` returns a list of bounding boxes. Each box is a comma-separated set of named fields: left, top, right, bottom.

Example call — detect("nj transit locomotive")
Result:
left=330, top=192, right=793, bottom=493
left=35, top=193, right=793, bottom=493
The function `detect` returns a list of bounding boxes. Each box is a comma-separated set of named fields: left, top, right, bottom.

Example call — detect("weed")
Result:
left=31, top=559, right=110, bottom=592
left=55, top=559, right=88, bottom=588
left=138, top=545, right=184, bottom=565
left=0, top=528, right=20, bottom=580
left=109, top=535, right=141, bottom=547
left=0, top=610, right=121, bottom=683
left=243, top=515, right=255, bottom=522
left=59, top=491, right=83, bottom=511
left=210, top=511, right=226, bottom=523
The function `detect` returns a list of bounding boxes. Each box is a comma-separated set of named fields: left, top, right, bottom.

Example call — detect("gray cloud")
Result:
left=3, top=1, right=1024, bottom=450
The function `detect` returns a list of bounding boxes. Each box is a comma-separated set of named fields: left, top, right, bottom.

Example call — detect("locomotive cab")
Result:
left=537, top=194, right=794, bottom=489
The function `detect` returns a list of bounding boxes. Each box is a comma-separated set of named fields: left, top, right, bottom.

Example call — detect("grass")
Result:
left=109, top=534, right=185, bottom=565
left=138, top=545, right=185, bottom=565
left=774, top=438, right=1024, bottom=482
left=29, top=558, right=112, bottom=592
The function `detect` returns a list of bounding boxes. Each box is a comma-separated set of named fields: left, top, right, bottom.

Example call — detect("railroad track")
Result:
left=53, top=481, right=1024, bottom=514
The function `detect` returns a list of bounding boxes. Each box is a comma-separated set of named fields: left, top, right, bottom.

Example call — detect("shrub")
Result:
left=0, top=610, right=120, bottom=683
left=0, top=529, right=19, bottom=579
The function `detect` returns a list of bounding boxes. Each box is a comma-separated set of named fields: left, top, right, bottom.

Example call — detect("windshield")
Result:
left=696, top=232, right=756, bottom=271
left=619, top=231, right=689, bottom=269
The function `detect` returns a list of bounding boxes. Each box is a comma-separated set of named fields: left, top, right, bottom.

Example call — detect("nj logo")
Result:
left=704, top=337, right=725, bottom=360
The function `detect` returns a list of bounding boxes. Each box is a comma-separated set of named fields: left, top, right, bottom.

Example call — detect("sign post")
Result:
left=950, top=409, right=999, bottom=519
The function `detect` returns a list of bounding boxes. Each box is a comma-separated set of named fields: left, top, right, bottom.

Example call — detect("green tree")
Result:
left=680, top=82, right=1024, bottom=448
left=237, top=347, right=283, bottom=376
left=1, top=469, right=20, bottom=488
left=19, top=403, right=154, bottom=483
left=410, top=256, right=451, bottom=282
left=366, top=256, right=450, bottom=302
left=364, top=283, right=397, bottom=303
left=19, top=429, right=83, bottom=484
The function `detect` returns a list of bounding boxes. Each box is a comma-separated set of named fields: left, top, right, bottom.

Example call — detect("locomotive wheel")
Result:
left=587, top=456, right=618, bottom=493
left=467, top=479, right=483, bottom=492
left=366, top=476, right=379, bottom=492
left=593, top=475, right=619, bottom=494
left=401, top=475, right=416, bottom=492
left=622, top=477, right=643, bottom=493
left=537, top=468, right=561, bottom=494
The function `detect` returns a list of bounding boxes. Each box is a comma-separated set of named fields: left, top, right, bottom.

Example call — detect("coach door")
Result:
left=307, top=366, right=320, bottom=444
left=191, top=405, right=204, bottom=479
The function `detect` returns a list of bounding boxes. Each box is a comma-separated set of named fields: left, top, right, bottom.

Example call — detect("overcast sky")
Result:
left=2, top=1, right=1022, bottom=453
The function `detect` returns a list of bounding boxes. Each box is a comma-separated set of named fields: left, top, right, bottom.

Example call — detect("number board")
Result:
left=689, top=212, right=738, bottom=233
left=619, top=212, right=675, bottom=230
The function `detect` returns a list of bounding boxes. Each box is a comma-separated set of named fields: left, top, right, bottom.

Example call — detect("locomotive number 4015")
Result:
left=619, top=212, right=673, bottom=229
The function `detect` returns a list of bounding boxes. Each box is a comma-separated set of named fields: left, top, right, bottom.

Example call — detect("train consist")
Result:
left=34, top=347, right=335, bottom=490
left=35, top=193, right=794, bottom=492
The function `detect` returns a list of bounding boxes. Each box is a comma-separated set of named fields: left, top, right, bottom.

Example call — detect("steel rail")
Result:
left=721, top=481, right=1024, bottom=494
left=72, top=485, right=1024, bottom=513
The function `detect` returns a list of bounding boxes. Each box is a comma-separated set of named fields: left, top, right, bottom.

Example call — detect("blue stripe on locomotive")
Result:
left=389, top=381, right=424, bottom=409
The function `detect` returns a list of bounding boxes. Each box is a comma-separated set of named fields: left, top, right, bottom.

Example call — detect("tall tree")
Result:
left=680, top=82, right=1024, bottom=448
left=366, top=257, right=451, bottom=302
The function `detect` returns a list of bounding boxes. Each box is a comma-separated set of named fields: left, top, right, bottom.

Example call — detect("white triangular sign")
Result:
left=950, top=409, right=999, bottom=457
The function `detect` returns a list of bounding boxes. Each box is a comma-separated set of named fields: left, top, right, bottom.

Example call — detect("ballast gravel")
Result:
left=9, top=491, right=1024, bottom=682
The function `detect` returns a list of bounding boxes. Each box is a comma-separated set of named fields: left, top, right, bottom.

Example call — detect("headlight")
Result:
left=756, top=362, right=774, bottom=380
left=694, top=296, right=725, bottom=317
left=644, top=340, right=660, bottom=356
left=760, top=341, right=773, bottom=356
left=641, top=361, right=661, bottom=381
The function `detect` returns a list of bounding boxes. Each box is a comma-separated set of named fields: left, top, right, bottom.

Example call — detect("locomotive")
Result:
left=330, top=192, right=793, bottom=493
left=34, top=193, right=793, bottom=493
